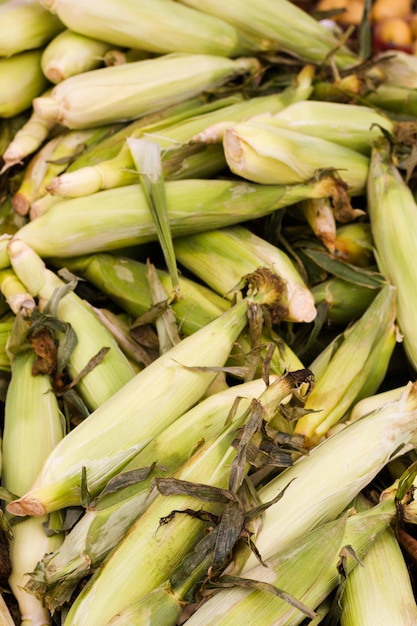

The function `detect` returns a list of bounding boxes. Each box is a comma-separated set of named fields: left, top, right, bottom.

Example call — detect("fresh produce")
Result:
left=1, top=1, right=417, bottom=624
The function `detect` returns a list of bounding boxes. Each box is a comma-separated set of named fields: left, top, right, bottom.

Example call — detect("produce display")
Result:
left=2, top=0, right=417, bottom=624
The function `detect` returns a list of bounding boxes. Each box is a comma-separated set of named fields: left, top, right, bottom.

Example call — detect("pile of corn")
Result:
left=2, top=0, right=417, bottom=624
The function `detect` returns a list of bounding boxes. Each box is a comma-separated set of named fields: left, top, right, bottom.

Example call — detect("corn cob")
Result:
left=32, top=53, right=260, bottom=129
left=0, top=0, right=64, bottom=57
left=367, top=137, right=417, bottom=370
left=2, top=344, right=65, bottom=625
left=294, top=284, right=397, bottom=443
left=340, top=496, right=417, bottom=626
left=253, top=100, right=394, bottom=155
left=61, top=371, right=307, bottom=625
left=37, top=0, right=267, bottom=57
left=41, top=28, right=115, bottom=84
left=185, top=497, right=398, bottom=626
left=0, top=177, right=333, bottom=265
left=46, top=89, right=312, bottom=198
left=8, top=240, right=136, bottom=411
left=174, top=225, right=317, bottom=323
left=177, top=0, right=358, bottom=67
left=238, top=381, right=417, bottom=573
left=0, top=49, right=50, bottom=118
left=6, top=270, right=281, bottom=516
left=223, top=121, right=369, bottom=195
left=27, top=375, right=285, bottom=611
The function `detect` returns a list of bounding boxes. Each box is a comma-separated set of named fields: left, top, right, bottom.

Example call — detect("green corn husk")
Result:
left=0, top=177, right=336, bottom=267
left=174, top=225, right=316, bottom=323
left=41, top=29, right=115, bottom=84
left=223, top=121, right=369, bottom=195
left=0, top=316, right=13, bottom=372
left=311, top=277, right=378, bottom=325
left=340, top=496, right=417, bottom=626
left=293, top=284, right=397, bottom=444
left=54, top=252, right=303, bottom=377
left=12, top=125, right=116, bottom=215
left=8, top=240, right=136, bottom=411
left=61, top=372, right=306, bottom=626
left=0, top=0, right=64, bottom=57
left=185, top=497, right=397, bottom=626
left=367, top=138, right=417, bottom=371
left=27, top=374, right=290, bottom=611
left=177, top=0, right=357, bottom=67
left=239, top=380, right=417, bottom=573
left=252, top=101, right=394, bottom=155
left=2, top=345, right=65, bottom=625
left=32, top=53, right=260, bottom=129
left=0, top=49, right=50, bottom=118
left=37, top=0, right=267, bottom=57
left=6, top=273, right=276, bottom=516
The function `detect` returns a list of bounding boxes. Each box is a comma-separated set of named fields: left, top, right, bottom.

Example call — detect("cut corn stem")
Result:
left=0, top=268, right=36, bottom=315
left=1, top=89, right=56, bottom=170
left=33, top=53, right=260, bottom=129
left=299, top=197, right=336, bottom=252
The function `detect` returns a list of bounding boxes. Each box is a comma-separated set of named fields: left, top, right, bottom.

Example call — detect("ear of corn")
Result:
left=41, top=28, right=115, bottom=83
left=33, top=53, right=260, bottom=129
left=311, top=277, right=379, bottom=325
left=173, top=225, right=317, bottom=323
left=0, top=0, right=64, bottom=57
left=5, top=293, right=255, bottom=516
left=38, top=0, right=267, bottom=57
left=60, top=372, right=305, bottom=625
left=177, top=0, right=358, bottom=67
left=340, top=497, right=417, bottom=626
left=3, top=178, right=330, bottom=264
left=0, top=49, right=50, bottom=118
left=223, top=121, right=369, bottom=195
left=8, top=239, right=136, bottom=411
left=27, top=375, right=281, bottom=611
left=0, top=88, right=56, bottom=170
left=294, top=283, right=397, bottom=443
left=367, top=138, right=417, bottom=371
left=2, top=345, right=65, bottom=624
left=0, top=268, right=36, bottom=315
left=240, top=381, right=417, bottom=572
